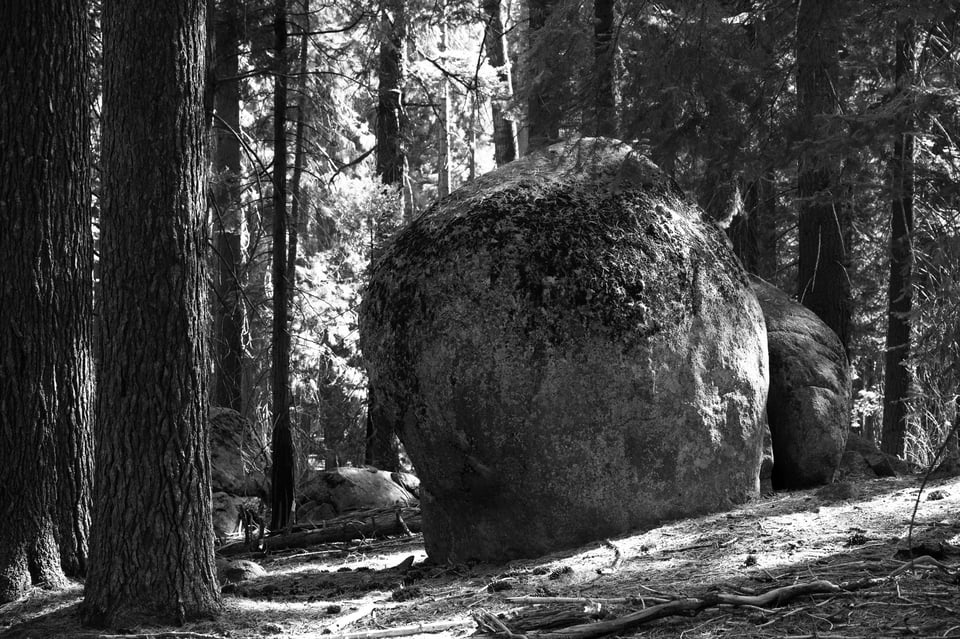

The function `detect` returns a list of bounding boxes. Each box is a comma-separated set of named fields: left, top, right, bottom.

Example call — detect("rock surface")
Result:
left=298, top=466, right=417, bottom=521
left=212, top=491, right=260, bottom=539
left=361, top=137, right=769, bottom=562
left=750, top=276, right=850, bottom=489
left=217, top=558, right=266, bottom=584
left=209, top=407, right=269, bottom=496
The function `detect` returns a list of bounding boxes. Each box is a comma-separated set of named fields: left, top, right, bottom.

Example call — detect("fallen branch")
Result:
left=490, top=578, right=890, bottom=639
left=218, top=506, right=422, bottom=555
left=302, top=619, right=466, bottom=639
left=889, top=554, right=959, bottom=578
left=596, top=540, right=623, bottom=575
left=326, top=603, right=376, bottom=634
left=504, top=596, right=670, bottom=606
left=91, top=634, right=223, bottom=639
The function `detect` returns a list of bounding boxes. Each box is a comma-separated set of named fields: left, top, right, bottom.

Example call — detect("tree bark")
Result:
left=0, top=0, right=94, bottom=602
left=211, top=0, right=245, bottom=413
left=527, top=0, right=560, bottom=151
left=728, top=175, right=777, bottom=280
left=881, top=19, right=916, bottom=458
left=376, top=0, right=407, bottom=196
left=270, top=0, right=296, bottom=532
left=593, top=0, right=618, bottom=137
left=437, top=0, right=451, bottom=198
left=367, top=0, right=407, bottom=472
left=481, top=0, right=518, bottom=165
left=795, top=0, right=851, bottom=353
left=287, top=0, right=309, bottom=289
left=84, top=0, right=221, bottom=626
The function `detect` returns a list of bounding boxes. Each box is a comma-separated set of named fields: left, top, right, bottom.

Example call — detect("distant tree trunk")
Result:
left=527, top=0, right=560, bottom=151
left=270, top=0, right=296, bottom=531
left=437, top=0, right=451, bottom=197
left=211, top=0, right=245, bottom=413
left=287, top=0, right=309, bottom=288
left=482, top=0, right=518, bottom=164
left=881, top=19, right=916, bottom=458
left=795, top=0, right=850, bottom=353
left=367, top=0, right=407, bottom=472
left=0, top=0, right=93, bottom=603
left=729, top=175, right=777, bottom=280
left=376, top=0, right=407, bottom=197
left=83, top=0, right=221, bottom=626
left=593, top=0, right=618, bottom=137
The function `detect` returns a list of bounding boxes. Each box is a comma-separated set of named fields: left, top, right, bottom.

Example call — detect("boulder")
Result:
left=209, top=407, right=269, bottom=496
left=212, top=491, right=261, bottom=540
left=839, top=432, right=914, bottom=479
left=217, top=558, right=267, bottom=584
left=298, top=466, right=417, bottom=519
left=749, top=276, right=850, bottom=489
left=360, top=137, right=769, bottom=562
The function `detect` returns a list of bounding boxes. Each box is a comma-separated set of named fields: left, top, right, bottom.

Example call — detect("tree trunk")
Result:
left=84, top=0, right=221, bottom=626
left=527, top=0, right=560, bottom=151
left=270, top=0, right=296, bottom=532
left=593, top=0, right=618, bottom=137
left=481, top=0, right=518, bottom=165
left=881, top=19, right=916, bottom=458
left=367, top=0, right=407, bottom=472
left=0, top=0, right=93, bottom=603
left=437, top=0, right=451, bottom=198
left=376, top=0, right=407, bottom=195
left=287, top=0, right=309, bottom=290
left=211, top=0, right=245, bottom=413
left=795, top=0, right=851, bottom=353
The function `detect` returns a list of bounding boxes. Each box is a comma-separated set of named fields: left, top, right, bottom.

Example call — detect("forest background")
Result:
left=196, top=0, right=959, bottom=471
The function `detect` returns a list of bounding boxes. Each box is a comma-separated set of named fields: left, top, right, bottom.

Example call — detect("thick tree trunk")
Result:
left=527, top=0, right=560, bottom=151
left=211, top=0, right=245, bottom=413
left=84, top=0, right=221, bottom=626
left=881, top=20, right=916, bottom=458
left=0, top=0, right=93, bottom=602
left=795, top=0, right=851, bottom=353
left=482, top=0, right=518, bottom=164
left=593, top=0, right=618, bottom=137
left=270, top=0, right=296, bottom=532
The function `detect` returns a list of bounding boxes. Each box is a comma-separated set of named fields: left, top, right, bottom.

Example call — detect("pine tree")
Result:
left=0, top=0, right=94, bottom=602
left=83, top=0, right=221, bottom=625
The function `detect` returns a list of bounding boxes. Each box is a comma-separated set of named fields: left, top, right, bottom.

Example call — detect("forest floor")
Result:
left=3, top=473, right=960, bottom=639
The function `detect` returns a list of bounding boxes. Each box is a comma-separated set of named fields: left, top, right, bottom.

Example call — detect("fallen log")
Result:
left=218, top=506, right=421, bottom=556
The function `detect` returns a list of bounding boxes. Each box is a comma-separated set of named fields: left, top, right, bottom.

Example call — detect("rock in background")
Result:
left=297, top=466, right=417, bottom=522
left=750, top=276, right=851, bottom=489
left=360, top=138, right=769, bottom=562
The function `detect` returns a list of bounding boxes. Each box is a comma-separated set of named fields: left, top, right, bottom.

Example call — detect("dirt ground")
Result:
left=3, top=473, right=960, bottom=639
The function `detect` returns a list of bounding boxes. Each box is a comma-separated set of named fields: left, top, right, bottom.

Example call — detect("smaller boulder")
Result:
left=213, top=491, right=261, bottom=540
left=750, top=277, right=850, bottom=489
left=390, top=472, right=421, bottom=499
left=217, top=558, right=267, bottom=584
left=210, top=407, right=269, bottom=496
left=298, top=466, right=417, bottom=519
left=840, top=432, right=914, bottom=478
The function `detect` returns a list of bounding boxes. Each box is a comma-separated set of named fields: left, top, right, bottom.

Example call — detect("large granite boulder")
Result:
left=360, top=138, right=769, bottom=562
left=750, top=276, right=850, bottom=489
left=209, top=407, right=269, bottom=497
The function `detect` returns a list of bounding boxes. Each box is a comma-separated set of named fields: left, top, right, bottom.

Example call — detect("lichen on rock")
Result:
left=360, top=137, right=769, bottom=562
